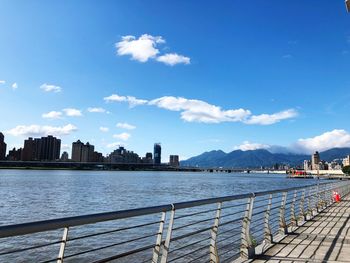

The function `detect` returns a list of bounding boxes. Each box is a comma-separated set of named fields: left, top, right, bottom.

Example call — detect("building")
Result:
left=344, top=155, right=350, bottom=167
left=21, top=135, right=60, bottom=161
left=39, top=135, right=61, bottom=161
left=92, top=151, right=104, bottom=162
left=108, top=146, right=140, bottom=164
left=141, top=152, right=153, bottom=164
left=22, top=137, right=41, bottom=161
left=154, top=143, right=161, bottom=165
left=61, top=151, right=69, bottom=161
left=169, top=155, right=180, bottom=167
left=303, top=160, right=311, bottom=171
left=71, top=140, right=95, bottom=162
left=8, top=148, right=22, bottom=161
left=311, top=151, right=320, bottom=170
left=0, top=132, right=7, bottom=160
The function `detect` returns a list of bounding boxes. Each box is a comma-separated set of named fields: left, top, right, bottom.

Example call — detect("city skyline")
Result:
left=1, top=1, right=350, bottom=160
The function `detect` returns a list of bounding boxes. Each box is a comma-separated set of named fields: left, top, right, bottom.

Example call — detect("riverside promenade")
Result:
left=249, top=196, right=350, bottom=262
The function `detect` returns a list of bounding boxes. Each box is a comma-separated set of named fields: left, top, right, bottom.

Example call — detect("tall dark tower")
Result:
left=0, top=132, right=7, bottom=160
left=153, top=143, right=161, bottom=165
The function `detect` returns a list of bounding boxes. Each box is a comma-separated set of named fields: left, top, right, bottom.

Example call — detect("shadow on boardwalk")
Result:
left=251, top=196, right=350, bottom=263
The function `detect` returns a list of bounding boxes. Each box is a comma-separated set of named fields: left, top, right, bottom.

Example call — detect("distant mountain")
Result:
left=180, top=148, right=350, bottom=168
left=317, top=148, right=350, bottom=162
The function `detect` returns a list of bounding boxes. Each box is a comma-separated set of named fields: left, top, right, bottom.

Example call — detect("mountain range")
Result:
left=180, top=148, right=350, bottom=168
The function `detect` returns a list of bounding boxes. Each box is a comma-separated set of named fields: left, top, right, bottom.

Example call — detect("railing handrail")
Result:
left=0, top=181, right=331, bottom=239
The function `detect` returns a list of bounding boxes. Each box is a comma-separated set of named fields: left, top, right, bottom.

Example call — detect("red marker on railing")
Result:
left=333, top=191, right=341, bottom=202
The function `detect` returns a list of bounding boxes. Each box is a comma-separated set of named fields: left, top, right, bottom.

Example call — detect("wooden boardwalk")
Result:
left=251, top=196, right=350, bottom=263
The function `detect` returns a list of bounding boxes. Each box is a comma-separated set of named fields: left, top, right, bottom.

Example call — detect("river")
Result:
left=0, top=169, right=321, bottom=262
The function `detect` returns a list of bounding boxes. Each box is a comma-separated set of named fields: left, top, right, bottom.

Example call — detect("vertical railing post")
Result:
left=316, top=183, right=321, bottom=212
left=57, top=227, right=69, bottom=263
left=264, top=194, right=272, bottom=243
left=279, top=192, right=287, bottom=235
left=290, top=190, right=297, bottom=228
left=152, top=212, right=166, bottom=263
left=307, top=188, right=313, bottom=219
left=299, top=190, right=306, bottom=222
left=240, top=194, right=255, bottom=259
left=160, top=205, right=175, bottom=263
left=209, top=202, right=222, bottom=263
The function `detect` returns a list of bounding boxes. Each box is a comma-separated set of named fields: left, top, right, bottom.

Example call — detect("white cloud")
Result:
left=0, top=80, right=5, bottom=84
left=40, top=83, right=62, bottom=93
left=42, top=111, right=63, bottom=119
left=113, top=132, right=131, bottom=141
left=116, top=122, right=136, bottom=130
left=104, top=94, right=148, bottom=107
left=88, top=107, right=106, bottom=113
left=116, top=34, right=190, bottom=66
left=63, top=108, right=82, bottom=117
left=293, top=129, right=350, bottom=154
left=116, top=34, right=164, bottom=62
left=149, top=96, right=251, bottom=123
left=105, top=93, right=298, bottom=125
left=100, top=127, right=109, bottom=132
left=234, top=141, right=271, bottom=151
left=107, top=142, right=125, bottom=148
left=6, top=124, right=77, bottom=137
left=282, top=54, right=293, bottom=59
left=244, top=109, right=298, bottom=125
left=12, top=83, right=18, bottom=90
left=156, top=53, right=190, bottom=66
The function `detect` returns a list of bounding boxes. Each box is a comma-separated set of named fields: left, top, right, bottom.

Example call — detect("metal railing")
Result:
left=1, top=181, right=350, bottom=262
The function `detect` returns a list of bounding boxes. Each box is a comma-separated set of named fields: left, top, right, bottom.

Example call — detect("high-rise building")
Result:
left=71, top=140, right=95, bottom=162
left=153, top=143, right=161, bottom=165
left=169, top=155, right=179, bottom=167
left=22, top=137, right=41, bottom=161
left=343, top=155, right=350, bottom=167
left=311, top=151, right=320, bottom=170
left=39, top=135, right=61, bottom=161
left=0, top=132, right=7, bottom=160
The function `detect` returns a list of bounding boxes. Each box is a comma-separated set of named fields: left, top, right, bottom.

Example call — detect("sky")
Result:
left=0, top=0, right=349, bottom=161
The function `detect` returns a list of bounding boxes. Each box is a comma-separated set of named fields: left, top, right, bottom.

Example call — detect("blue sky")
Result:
left=0, top=0, right=349, bottom=161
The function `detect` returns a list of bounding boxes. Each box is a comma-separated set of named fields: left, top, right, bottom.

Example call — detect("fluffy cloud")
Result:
left=244, top=109, right=298, bottom=125
left=234, top=141, right=271, bottom=151
left=116, top=122, right=136, bottom=130
left=40, top=83, right=62, bottom=93
left=42, top=111, right=63, bottom=119
left=87, top=107, right=106, bottom=113
left=116, top=34, right=190, bottom=66
left=6, top=124, right=77, bottom=137
left=105, top=93, right=298, bottom=125
left=116, top=34, right=164, bottom=62
left=293, top=129, right=350, bottom=153
left=156, top=53, right=190, bottom=66
left=12, top=83, right=18, bottom=90
left=104, top=94, right=148, bottom=107
left=100, top=127, right=109, bottom=132
left=0, top=80, right=5, bottom=84
left=113, top=132, right=131, bottom=141
left=150, top=96, right=251, bottom=123
left=63, top=108, right=82, bottom=117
